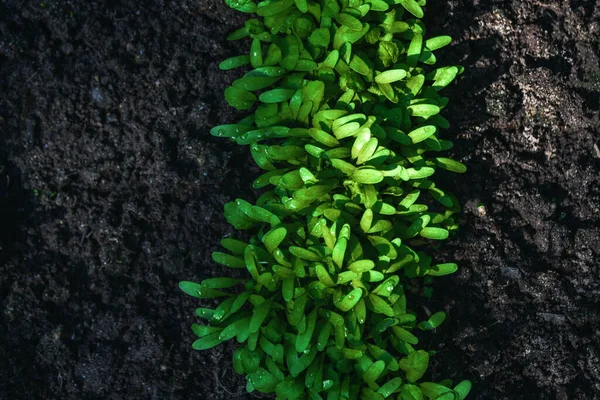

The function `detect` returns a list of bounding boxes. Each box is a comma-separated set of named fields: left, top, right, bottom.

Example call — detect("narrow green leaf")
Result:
left=375, top=69, right=407, bottom=84
left=219, top=55, right=251, bottom=70
left=398, top=0, right=424, bottom=18
left=426, top=35, right=452, bottom=51
left=335, top=288, right=363, bottom=312
left=435, top=157, right=467, bottom=173
left=250, top=300, right=271, bottom=333
left=419, top=227, right=449, bottom=240
left=192, top=332, right=223, bottom=350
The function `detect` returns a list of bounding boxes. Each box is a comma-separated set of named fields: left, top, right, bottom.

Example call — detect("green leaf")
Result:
left=250, top=38, right=263, bottom=68
left=257, top=0, right=294, bottom=17
left=419, top=227, right=449, bottom=240
left=248, top=368, right=278, bottom=392
left=234, top=76, right=280, bottom=91
left=210, top=124, right=253, bottom=138
left=179, top=281, right=230, bottom=299
left=314, top=264, right=335, bottom=289
left=225, top=86, right=257, bottom=110
left=408, top=125, right=436, bottom=144
left=419, top=382, right=455, bottom=399
left=426, top=35, right=452, bottom=51
left=219, top=55, right=251, bottom=70
left=427, top=263, right=458, bottom=276
left=377, top=377, right=403, bottom=398
left=309, top=128, right=340, bottom=147
left=375, top=69, right=407, bottom=84
left=335, top=288, right=363, bottom=312
left=350, top=54, right=373, bottom=76
left=309, top=27, right=330, bottom=48
left=192, top=332, right=223, bottom=350
left=378, top=41, right=399, bottom=67
left=398, top=0, right=424, bottom=18
left=406, top=167, right=435, bottom=180
left=407, top=104, right=440, bottom=118
left=262, top=226, right=287, bottom=253
left=191, top=324, right=222, bottom=338
left=418, top=311, right=447, bottom=330
left=250, top=300, right=271, bottom=333
left=220, top=238, right=249, bottom=255
left=369, top=294, right=395, bottom=317
left=435, top=157, right=467, bottom=173
left=348, top=259, right=375, bottom=273
left=363, top=360, right=386, bottom=384
left=404, top=215, right=430, bottom=238
left=353, top=169, right=384, bottom=184
left=454, top=380, right=472, bottom=400
left=432, top=66, right=459, bottom=91
left=259, top=88, right=296, bottom=103
left=212, top=252, right=246, bottom=268
left=295, top=0, right=308, bottom=13
left=335, top=12, right=363, bottom=30
left=201, top=277, right=245, bottom=289
left=219, top=317, right=251, bottom=341
left=280, top=35, right=300, bottom=70
left=400, top=384, right=424, bottom=400
left=399, top=350, right=429, bottom=382
left=392, top=326, right=419, bottom=344
left=296, top=308, right=318, bottom=352
left=407, top=33, right=423, bottom=68
left=246, top=66, right=288, bottom=77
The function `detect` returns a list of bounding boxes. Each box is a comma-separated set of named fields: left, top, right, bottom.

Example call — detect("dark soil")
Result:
left=1, top=1, right=598, bottom=399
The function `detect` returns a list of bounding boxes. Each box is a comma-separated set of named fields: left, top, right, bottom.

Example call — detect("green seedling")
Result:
left=180, top=0, right=470, bottom=399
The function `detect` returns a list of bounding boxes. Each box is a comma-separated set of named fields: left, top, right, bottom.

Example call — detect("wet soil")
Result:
left=1, top=1, right=599, bottom=399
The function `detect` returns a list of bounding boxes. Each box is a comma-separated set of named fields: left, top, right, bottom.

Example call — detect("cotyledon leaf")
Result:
left=335, top=287, right=362, bottom=312
left=219, top=55, right=251, bottom=70
left=375, top=69, right=407, bottom=84
left=418, top=311, right=446, bottom=330
left=296, top=308, right=318, bottom=352
left=407, top=125, right=436, bottom=144
left=398, top=0, right=424, bottom=18
left=262, top=226, right=287, bottom=253
left=419, top=227, right=449, bottom=240
left=435, top=157, right=467, bottom=173
left=179, top=281, right=230, bottom=299
left=257, top=0, right=294, bottom=17
left=249, top=300, right=271, bottom=333
left=192, top=332, right=223, bottom=350
left=427, top=263, right=458, bottom=276
left=426, top=35, right=452, bottom=51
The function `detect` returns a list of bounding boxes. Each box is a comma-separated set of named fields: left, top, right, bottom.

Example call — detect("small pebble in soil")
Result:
left=501, top=267, right=522, bottom=280
left=538, top=312, right=567, bottom=325
left=91, top=87, right=105, bottom=106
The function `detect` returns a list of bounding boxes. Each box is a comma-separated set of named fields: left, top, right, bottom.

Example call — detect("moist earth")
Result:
left=1, top=1, right=599, bottom=399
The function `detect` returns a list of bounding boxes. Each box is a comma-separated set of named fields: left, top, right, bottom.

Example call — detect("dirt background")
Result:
left=1, top=0, right=599, bottom=399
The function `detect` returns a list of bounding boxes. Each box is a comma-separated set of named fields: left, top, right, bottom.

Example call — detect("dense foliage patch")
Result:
left=180, top=0, right=471, bottom=398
